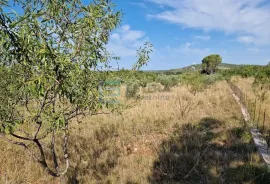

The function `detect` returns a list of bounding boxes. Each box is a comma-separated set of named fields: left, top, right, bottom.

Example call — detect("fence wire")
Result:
left=227, top=80, right=270, bottom=137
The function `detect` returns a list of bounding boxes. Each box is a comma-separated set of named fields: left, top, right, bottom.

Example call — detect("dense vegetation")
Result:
left=222, top=65, right=270, bottom=87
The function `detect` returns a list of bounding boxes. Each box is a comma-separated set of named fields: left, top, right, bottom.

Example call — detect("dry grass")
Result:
left=232, top=76, right=270, bottom=115
left=232, top=76, right=270, bottom=132
left=0, top=80, right=269, bottom=183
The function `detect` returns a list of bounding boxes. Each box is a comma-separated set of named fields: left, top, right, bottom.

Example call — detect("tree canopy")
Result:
left=0, top=0, right=152, bottom=177
left=201, top=54, right=222, bottom=74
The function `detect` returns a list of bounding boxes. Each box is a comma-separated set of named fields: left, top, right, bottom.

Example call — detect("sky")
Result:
left=104, top=0, right=270, bottom=70
left=3, top=0, right=270, bottom=70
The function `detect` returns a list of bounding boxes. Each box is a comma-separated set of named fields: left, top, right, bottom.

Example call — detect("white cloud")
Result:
left=130, top=2, right=147, bottom=9
left=121, top=25, right=130, bottom=31
left=146, top=42, right=212, bottom=69
left=107, top=24, right=148, bottom=57
left=148, top=0, right=270, bottom=45
left=176, top=42, right=210, bottom=56
left=247, top=47, right=260, bottom=53
left=111, top=33, right=120, bottom=40
left=121, top=26, right=145, bottom=42
left=194, top=35, right=211, bottom=41
left=163, top=42, right=211, bottom=59
left=237, top=36, right=255, bottom=44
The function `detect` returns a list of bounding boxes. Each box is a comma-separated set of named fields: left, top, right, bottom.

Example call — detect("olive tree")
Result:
left=201, top=54, right=222, bottom=74
left=0, top=0, right=152, bottom=177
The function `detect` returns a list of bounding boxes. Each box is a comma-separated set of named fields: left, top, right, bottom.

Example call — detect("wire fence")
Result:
left=227, top=80, right=270, bottom=137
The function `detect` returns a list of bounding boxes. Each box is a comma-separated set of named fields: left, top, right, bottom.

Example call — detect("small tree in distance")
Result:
left=201, top=54, right=222, bottom=75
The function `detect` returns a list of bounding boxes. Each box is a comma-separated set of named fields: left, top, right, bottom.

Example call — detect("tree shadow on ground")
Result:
left=149, top=117, right=270, bottom=184
left=65, top=124, right=121, bottom=184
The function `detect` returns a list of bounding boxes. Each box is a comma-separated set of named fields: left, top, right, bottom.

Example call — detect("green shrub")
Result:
left=155, top=75, right=179, bottom=91
left=221, top=65, right=265, bottom=79
left=203, top=73, right=224, bottom=86
left=181, top=72, right=205, bottom=95
left=125, top=82, right=140, bottom=99
left=221, top=65, right=270, bottom=92
left=110, top=70, right=158, bottom=88
left=254, top=66, right=270, bottom=87
left=143, top=82, right=163, bottom=93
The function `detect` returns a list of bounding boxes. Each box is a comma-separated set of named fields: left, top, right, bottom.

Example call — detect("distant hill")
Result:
left=144, top=63, right=260, bottom=74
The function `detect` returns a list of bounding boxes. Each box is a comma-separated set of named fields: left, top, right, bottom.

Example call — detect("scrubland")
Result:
left=1, top=80, right=270, bottom=183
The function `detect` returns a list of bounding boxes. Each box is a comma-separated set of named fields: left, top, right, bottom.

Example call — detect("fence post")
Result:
left=244, top=92, right=246, bottom=107
left=262, top=109, right=266, bottom=134
left=246, top=95, right=249, bottom=110
left=244, top=92, right=247, bottom=108
left=245, top=93, right=248, bottom=108
left=257, top=104, right=261, bottom=129
left=253, top=98, right=257, bottom=127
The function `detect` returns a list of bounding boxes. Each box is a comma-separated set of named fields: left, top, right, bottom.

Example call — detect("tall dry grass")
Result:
left=232, top=76, right=270, bottom=133
left=232, top=76, right=270, bottom=114
left=0, top=80, right=268, bottom=183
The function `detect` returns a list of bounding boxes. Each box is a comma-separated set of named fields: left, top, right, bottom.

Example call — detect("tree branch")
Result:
left=0, top=134, right=40, bottom=162
left=51, top=129, right=59, bottom=172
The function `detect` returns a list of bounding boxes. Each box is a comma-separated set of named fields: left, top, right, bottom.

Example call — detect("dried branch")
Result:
left=10, top=132, right=34, bottom=141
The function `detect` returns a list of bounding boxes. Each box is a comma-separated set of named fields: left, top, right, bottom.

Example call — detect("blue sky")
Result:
left=105, top=0, right=270, bottom=70
left=3, top=0, right=270, bottom=70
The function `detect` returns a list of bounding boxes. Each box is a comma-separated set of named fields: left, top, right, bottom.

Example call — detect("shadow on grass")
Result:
left=66, top=124, right=120, bottom=184
left=149, top=117, right=270, bottom=184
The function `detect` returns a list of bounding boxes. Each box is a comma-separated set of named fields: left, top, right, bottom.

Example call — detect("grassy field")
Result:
left=0, top=80, right=270, bottom=183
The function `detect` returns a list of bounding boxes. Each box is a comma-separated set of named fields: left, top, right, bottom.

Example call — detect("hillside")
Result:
left=145, top=63, right=261, bottom=74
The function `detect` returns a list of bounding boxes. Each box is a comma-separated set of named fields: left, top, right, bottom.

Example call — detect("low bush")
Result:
left=143, top=82, right=163, bottom=93
left=125, top=82, right=140, bottom=99
left=155, top=75, right=179, bottom=91
left=203, top=73, right=224, bottom=86
left=180, top=72, right=206, bottom=96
